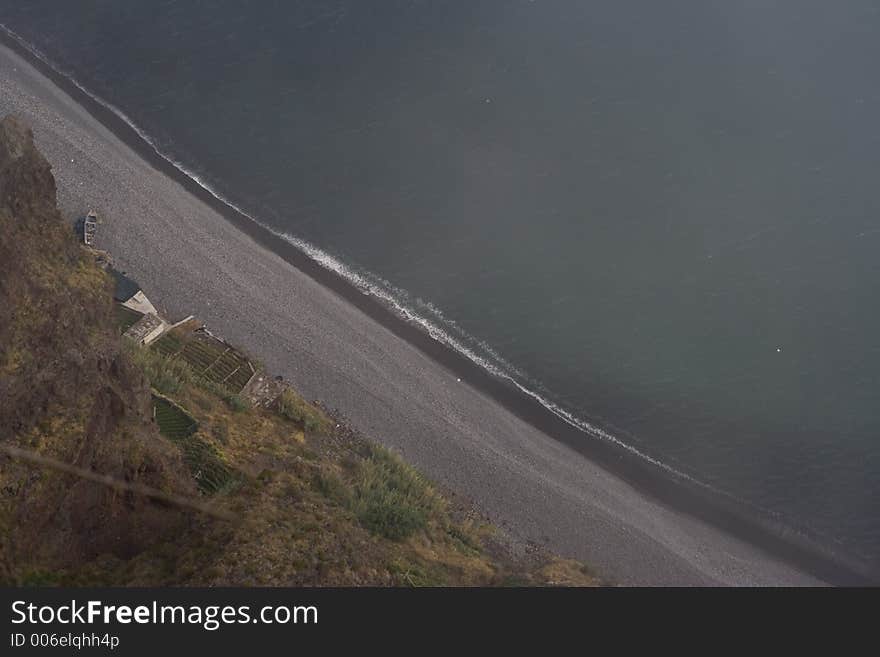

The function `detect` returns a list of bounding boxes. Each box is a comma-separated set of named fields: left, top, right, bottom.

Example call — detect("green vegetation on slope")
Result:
left=350, top=446, right=444, bottom=541
left=118, top=324, right=597, bottom=585
left=152, top=329, right=254, bottom=393
left=277, top=388, right=332, bottom=434
left=152, top=396, right=198, bottom=440
left=151, top=395, right=237, bottom=496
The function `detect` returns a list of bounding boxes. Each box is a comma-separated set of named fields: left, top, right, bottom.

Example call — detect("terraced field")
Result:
left=153, top=395, right=197, bottom=440
left=152, top=395, right=235, bottom=495
left=152, top=331, right=184, bottom=357
left=152, top=330, right=255, bottom=393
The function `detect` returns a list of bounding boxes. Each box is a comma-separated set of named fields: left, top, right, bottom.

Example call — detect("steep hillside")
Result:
left=0, top=115, right=194, bottom=579
left=0, top=115, right=596, bottom=586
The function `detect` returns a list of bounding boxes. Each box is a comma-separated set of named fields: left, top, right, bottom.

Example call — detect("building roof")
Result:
left=109, top=267, right=141, bottom=303
left=123, top=312, right=166, bottom=345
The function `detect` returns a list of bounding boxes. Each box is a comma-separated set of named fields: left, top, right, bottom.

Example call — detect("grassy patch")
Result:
left=224, top=394, right=250, bottom=413
left=125, top=338, right=593, bottom=583
left=210, top=419, right=229, bottom=444
left=277, top=389, right=331, bottom=434
left=349, top=446, right=444, bottom=541
left=19, top=570, right=63, bottom=587
left=128, top=343, right=192, bottom=395
left=310, top=446, right=442, bottom=541
left=313, top=467, right=350, bottom=505
left=388, top=559, right=445, bottom=587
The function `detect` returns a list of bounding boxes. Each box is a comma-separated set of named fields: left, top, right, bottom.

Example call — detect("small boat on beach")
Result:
left=83, top=210, right=97, bottom=245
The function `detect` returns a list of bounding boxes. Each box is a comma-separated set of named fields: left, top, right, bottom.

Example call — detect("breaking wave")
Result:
left=270, top=231, right=716, bottom=488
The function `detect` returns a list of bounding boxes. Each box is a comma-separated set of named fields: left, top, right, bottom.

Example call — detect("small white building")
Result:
left=122, top=289, right=159, bottom=316
left=111, top=268, right=158, bottom=315
left=124, top=312, right=169, bottom=345
left=110, top=268, right=167, bottom=344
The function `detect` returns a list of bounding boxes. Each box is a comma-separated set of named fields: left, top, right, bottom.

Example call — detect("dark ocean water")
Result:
left=2, top=0, right=878, bottom=568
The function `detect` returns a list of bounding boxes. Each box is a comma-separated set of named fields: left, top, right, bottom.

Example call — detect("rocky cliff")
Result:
left=0, top=116, right=194, bottom=582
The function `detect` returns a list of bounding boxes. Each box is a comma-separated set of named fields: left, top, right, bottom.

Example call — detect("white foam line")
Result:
left=273, top=231, right=724, bottom=492
left=271, top=230, right=817, bottom=530
left=0, top=22, right=787, bottom=522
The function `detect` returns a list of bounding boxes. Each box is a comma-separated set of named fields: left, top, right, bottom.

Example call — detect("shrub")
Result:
left=277, top=389, right=330, bottom=434
left=313, top=468, right=350, bottom=505
left=224, top=394, right=250, bottom=413
left=20, top=570, right=62, bottom=587
left=192, top=375, right=228, bottom=398
left=211, top=419, right=229, bottom=444
left=349, top=446, right=444, bottom=541
left=127, top=342, right=192, bottom=395
left=388, top=560, right=444, bottom=587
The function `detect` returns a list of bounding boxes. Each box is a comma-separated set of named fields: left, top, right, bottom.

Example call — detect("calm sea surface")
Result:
left=3, top=0, right=878, bottom=568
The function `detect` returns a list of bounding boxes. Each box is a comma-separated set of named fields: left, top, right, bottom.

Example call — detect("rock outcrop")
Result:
left=0, top=116, right=194, bottom=579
